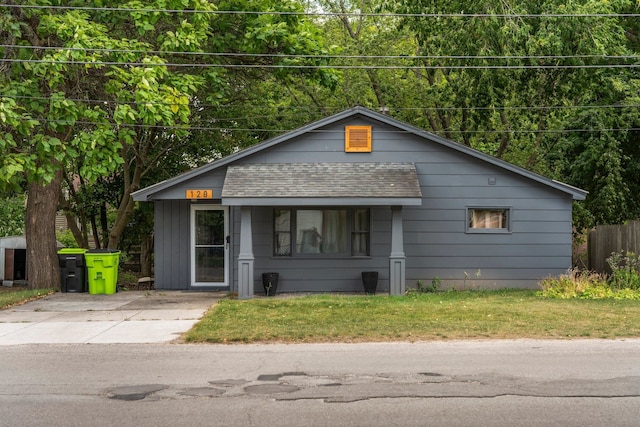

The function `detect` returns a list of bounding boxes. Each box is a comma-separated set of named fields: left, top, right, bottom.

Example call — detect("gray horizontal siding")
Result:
left=404, top=231, right=570, bottom=245
left=407, top=256, right=570, bottom=269
left=421, top=186, right=569, bottom=200
left=407, top=267, right=567, bottom=280
left=404, top=244, right=570, bottom=257
left=419, top=198, right=571, bottom=210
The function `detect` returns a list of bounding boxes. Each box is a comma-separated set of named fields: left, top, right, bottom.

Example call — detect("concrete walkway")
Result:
left=0, top=291, right=223, bottom=345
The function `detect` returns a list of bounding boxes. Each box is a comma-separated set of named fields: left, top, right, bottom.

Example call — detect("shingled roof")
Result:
left=221, top=163, right=422, bottom=206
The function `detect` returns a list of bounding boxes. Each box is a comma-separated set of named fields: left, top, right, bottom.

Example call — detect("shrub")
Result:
left=578, top=285, right=615, bottom=299
left=407, top=277, right=442, bottom=294
left=538, top=268, right=607, bottom=299
left=539, top=261, right=640, bottom=300
left=56, top=229, right=79, bottom=248
left=606, top=251, right=640, bottom=290
left=117, top=270, right=137, bottom=287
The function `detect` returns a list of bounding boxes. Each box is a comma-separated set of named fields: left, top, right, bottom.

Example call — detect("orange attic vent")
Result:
left=345, top=125, right=372, bottom=152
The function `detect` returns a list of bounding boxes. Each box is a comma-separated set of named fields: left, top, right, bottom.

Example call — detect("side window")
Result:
left=467, top=208, right=510, bottom=232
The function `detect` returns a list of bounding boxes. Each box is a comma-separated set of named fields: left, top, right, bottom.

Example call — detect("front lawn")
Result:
left=0, top=287, right=53, bottom=310
left=184, top=290, right=640, bottom=343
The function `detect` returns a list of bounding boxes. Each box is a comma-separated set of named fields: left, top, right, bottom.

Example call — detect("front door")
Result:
left=191, top=205, right=229, bottom=287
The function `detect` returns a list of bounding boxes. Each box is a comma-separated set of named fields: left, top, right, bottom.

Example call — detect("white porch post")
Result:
left=238, top=206, right=254, bottom=299
left=389, top=206, right=406, bottom=295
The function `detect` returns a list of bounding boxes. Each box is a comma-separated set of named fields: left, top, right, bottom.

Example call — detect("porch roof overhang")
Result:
left=221, top=162, right=423, bottom=206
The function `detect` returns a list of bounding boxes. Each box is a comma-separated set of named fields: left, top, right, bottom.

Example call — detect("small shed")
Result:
left=1, top=236, right=28, bottom=286
left=132, top=107, right=587, bottom=298
left=1, top=236, right=64, bottom=286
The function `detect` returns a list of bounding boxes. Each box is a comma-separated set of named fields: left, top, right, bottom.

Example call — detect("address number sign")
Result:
left=186, top=189, right=214, bottom=199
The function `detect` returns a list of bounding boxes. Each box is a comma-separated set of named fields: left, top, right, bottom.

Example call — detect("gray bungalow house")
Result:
left=132, top=107, right=587, bottom=298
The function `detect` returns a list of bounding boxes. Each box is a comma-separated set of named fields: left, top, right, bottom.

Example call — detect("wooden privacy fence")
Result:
left=588, top=220, right=640, bottom=273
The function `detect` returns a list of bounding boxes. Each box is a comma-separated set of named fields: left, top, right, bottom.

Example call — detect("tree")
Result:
left=65, top=0, right=337, bottom=269
left=1, top=0, right=337, bottom=288
left=382, top=0, right=639, bottom=227
left=0, top=1, right=210, bottom=288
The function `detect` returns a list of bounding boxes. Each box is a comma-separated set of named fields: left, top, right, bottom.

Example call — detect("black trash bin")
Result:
left=262, top=272, right=279, bottom=296
left=57, top=248, right=88, bottom=293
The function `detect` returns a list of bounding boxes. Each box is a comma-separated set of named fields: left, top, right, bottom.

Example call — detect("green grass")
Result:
left=0, top=288, right=53, bottom=310
left=184, top=290, right=640, bottom=343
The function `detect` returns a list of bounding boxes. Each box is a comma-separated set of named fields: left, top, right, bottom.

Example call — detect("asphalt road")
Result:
left=1, top=339, right=639, bottom=426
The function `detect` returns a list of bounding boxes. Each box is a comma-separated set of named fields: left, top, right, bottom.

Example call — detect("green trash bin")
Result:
left=85, top=249, right=120, bottom=295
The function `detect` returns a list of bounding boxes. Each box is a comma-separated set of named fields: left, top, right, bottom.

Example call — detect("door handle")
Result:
left=225, top=235, right=230, bottom=250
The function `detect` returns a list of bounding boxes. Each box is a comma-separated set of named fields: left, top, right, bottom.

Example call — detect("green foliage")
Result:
left=55, top=229, right=79, bottom=248
left=607, top=250, right=640, bottom=291
left=0, top=194, right=25, bottom=237
left=407, top=277, right=442, bottom=294
left=117, top=270, right=137, bottom=287
left=538, top=269, right=608, bottom=299
left=2, top=0, right=338, bottom=251
left=539, top=251, right=640, bottom=299
left=332, top=0, right=640, bottom=229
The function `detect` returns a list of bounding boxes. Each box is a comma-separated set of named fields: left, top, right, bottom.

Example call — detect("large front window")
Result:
left=274, top=208, right=370, bottom=257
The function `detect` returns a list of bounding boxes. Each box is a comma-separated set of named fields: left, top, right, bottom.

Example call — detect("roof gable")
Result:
left=132, top=106, right=587, bottom=201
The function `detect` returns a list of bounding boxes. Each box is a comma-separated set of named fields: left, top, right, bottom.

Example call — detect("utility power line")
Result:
left=22, top=118, right=640, bottom=135
left=3, top=58, right=639, bottom=69
left=2, top=45, right=638, bottom=61
left=1, top=4, right=639, bottom=18
left=3, top=94, right=639, bottom=114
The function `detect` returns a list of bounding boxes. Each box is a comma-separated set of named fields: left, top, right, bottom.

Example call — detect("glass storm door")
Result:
left=191, top=206, right=228, bottom=287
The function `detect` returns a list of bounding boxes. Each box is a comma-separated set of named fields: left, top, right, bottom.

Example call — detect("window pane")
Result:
left=352, top=232, right=370, bottom=256
left=469, top=209, right=508, bottom=229
left=195, top=210, right=224, bottom=245
left=296, top=209, right=347, bottom=254
left=195, top=247, right=224, bottom=282
left=275, top=232, right=291, bottom=256
left=353, top=208, right=370, bottom=231
left=274, top=210, right=291, bottom=256
left=275, top=209, right=290, bottom=232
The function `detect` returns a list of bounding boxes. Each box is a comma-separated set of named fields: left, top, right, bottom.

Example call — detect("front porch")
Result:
left=234, top=205, right=408, bottom=299
left=220, top=163, right=421, bottom=299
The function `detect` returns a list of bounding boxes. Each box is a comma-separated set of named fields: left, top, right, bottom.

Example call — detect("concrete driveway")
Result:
left=0, top=291, right=223, bottom=345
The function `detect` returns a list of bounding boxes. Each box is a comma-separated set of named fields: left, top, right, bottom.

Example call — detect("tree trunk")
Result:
left=108, top=191, right=136, bottom=250
left=108, top=147, right=143, bottom=249
left=26, top=170, right=62, bottom=290
left=140, top=234, right=154, bottom=277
